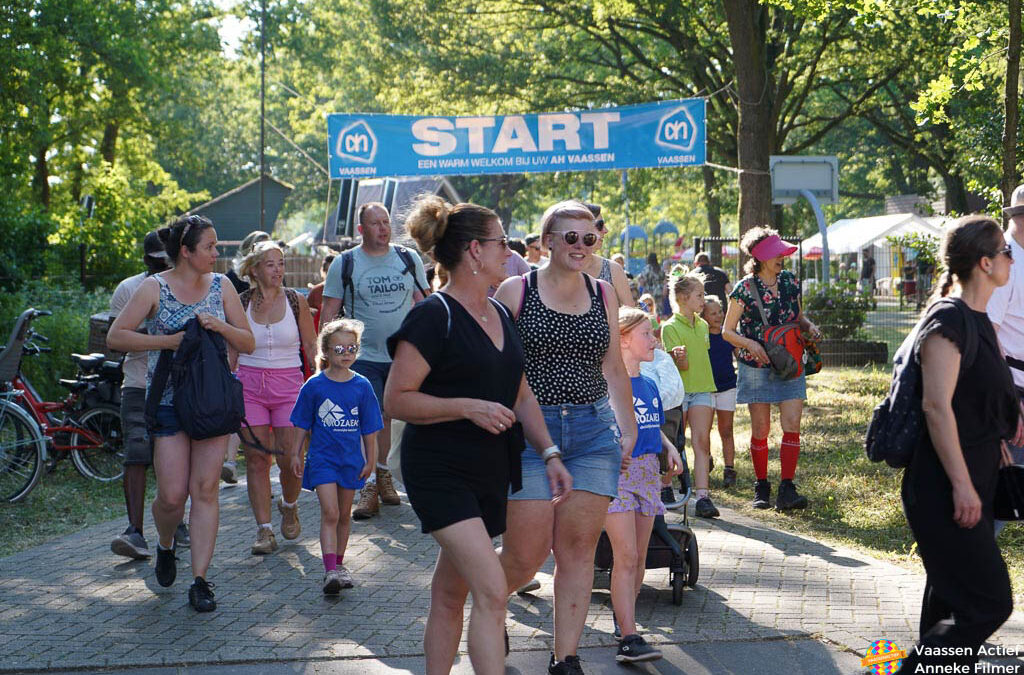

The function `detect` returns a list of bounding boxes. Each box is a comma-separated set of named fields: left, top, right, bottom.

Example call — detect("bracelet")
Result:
left=541, top=445, right=562, bottom=464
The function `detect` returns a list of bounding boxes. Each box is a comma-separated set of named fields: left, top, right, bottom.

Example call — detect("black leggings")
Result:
left=897, top=491, right=1013, bottom=672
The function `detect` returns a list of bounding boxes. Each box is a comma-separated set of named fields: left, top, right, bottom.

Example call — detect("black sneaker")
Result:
left=154, top=544, right=177, bottom=587
left=188, top=577, right=217, bottom=612
left=548, top=653, right=584, bottom=674
left=111, top=527, right=151, bottom=560
left=616, top=634, right=662, bottom=663
left=776, top=479, right=809, bottom=510
left=694, top=496, right=720, bottom=518
left=752, top=479, right=772, bottom=509
left=660, top=485, right=676, bottom=505
left=723, top=466, right=738, bottom=488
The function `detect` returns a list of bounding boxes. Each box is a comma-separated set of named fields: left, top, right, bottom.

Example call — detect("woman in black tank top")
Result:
left=494, top=199, right=637, bottom=674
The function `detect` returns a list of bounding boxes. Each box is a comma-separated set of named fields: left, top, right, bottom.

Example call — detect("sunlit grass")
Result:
left=698, top=365, right=1024, bottom=602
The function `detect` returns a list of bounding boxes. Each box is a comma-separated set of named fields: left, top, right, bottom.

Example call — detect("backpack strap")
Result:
left=489, top=297, right=512, bottom=321
left=239, top=288, right=253, bottom=311
left=432, top=292, right=453, bottom=338
left=144, top=348, right=175, bottom=430
left=339, top=250, right=355, bottom=318
left=394, top=245, right=429, bottom=296
left=952, top=297, right=980, bottom=373
left=284, top=287, right=301, bottom=324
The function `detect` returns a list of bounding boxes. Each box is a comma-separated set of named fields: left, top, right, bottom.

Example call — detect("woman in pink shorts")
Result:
left=235, top=241, right=316, bottom=555
left=605, top=307, right=683, bottom=663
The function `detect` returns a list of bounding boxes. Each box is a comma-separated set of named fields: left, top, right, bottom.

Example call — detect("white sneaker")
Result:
left=337, top=565, right=354, bottom=589
left=322, top=569, right=342, bottom=595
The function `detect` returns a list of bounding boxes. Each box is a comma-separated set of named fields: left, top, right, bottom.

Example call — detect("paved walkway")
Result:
left=3, top=471, right=1024, bottom=674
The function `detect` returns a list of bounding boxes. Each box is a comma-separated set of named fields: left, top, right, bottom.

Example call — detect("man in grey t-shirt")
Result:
left=320, top=202, right=429, bottom=519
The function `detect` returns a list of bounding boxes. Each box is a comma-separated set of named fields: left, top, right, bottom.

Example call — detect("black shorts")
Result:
left=401, top=442, right=510, bottom=539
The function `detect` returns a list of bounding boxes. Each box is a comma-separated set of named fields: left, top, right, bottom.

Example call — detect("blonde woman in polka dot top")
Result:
left=494, top=199, right=637, bottom=674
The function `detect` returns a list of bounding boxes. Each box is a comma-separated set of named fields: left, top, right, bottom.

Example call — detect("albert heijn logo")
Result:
left=655, top=105, right=699, bottom=152
left=335, top=119, right=378, bottom=164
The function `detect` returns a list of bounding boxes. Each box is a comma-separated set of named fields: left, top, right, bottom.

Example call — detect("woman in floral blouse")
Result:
left=722, top=227, right=821, bottom=512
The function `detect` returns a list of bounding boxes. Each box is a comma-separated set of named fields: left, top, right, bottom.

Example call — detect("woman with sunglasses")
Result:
left=108, top=215, right=255, bottom=613
left=580, top=203, right=635, bottom=308
left=234, top=240, right=317, bottom=556
left=495, top=199, right=636, bottom=675
left=384, top=196, right=572, bottom=675
left=722, top=227, right=820, bottom=511
left=893, top=216, right=1015, bottom=674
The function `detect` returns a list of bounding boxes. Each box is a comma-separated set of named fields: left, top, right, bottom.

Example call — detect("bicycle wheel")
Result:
left=0, top=400, right=46, bottom=502
left=70, top=404, right=124, bottom=482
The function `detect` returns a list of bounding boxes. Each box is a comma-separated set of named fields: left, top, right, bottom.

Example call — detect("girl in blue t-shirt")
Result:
left=606, top=307, right=684, bottom=662
left=702, top=296, right=738, bottom=488
left=289, top=319, right=383, bottom=595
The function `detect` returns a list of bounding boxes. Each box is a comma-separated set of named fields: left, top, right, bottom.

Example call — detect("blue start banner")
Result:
left=326, top=99, right=705, bottom=178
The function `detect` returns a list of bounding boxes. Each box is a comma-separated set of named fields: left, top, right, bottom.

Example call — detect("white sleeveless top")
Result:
left=238, top=300, right=302, bottom=369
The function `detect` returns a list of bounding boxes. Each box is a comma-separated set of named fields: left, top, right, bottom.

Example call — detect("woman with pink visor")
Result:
left=722, top=228, right=821, bottom=511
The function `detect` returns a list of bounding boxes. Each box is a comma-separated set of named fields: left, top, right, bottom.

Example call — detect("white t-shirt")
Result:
left=986, top=232, right=1024, bottom=388
left=109, top=272, right=148, bottom=390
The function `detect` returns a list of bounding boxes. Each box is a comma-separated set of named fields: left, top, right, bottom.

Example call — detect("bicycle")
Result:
left=0, top=308, right=126, bottom=503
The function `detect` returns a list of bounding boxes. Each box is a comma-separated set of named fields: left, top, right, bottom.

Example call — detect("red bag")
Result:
left=744, top=280, right=804, bottom=380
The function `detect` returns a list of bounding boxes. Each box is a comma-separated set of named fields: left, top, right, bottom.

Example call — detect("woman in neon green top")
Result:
left=659, top=267, right=719, bottom=518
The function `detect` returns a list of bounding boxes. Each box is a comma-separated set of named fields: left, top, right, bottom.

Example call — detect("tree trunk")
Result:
left=941, top=171, right=970, bottom=214
left=1002, top=0, right=1022, bottom=212
left=702, top=165, right=723, bottom=265
left=723, top=0, right=775, bottom=235
left=100, top=120, right=120, bottom=164
left=32, top=146, right=49, bottom=209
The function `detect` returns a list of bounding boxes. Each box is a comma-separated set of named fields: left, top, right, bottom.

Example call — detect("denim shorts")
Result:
left=150, top=405, right=181, bottom=438
left=510, top=396, right=622, bottom=500
left=351, top=359, right=390, bottom=409
left=682, top=391, right=713, bottom=411
left=736, top=362, right=807, bottom=404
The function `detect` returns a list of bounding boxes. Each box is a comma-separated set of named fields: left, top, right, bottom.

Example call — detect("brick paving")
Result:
left=2, top=472, right=1023, bottom=672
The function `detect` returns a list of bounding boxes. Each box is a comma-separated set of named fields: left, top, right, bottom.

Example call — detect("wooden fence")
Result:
left=215, top=254, right=323, bottom=292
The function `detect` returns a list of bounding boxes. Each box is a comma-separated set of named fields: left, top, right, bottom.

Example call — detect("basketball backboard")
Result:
left=770, top=155, right=838, bottom=205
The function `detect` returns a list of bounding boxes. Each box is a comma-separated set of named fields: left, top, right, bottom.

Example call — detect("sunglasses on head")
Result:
left=331, top=344, right=359, bottom=355
left=551, top=230, right=599, bottom=247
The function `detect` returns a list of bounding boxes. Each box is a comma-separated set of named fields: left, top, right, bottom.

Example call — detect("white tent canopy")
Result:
left=800, top=213, right=941, bottom=256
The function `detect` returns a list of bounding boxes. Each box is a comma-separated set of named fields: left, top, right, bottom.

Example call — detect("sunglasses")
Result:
left=477, top=236, right=509, bottom=248
left=551, top=230, right=599, bottom=247
left=331, top=344, right=359, bottom=355
left=992, top=245, right=1013, bottom=260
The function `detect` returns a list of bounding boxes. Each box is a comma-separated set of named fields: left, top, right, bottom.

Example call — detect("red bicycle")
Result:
left=0, top=308, right=125, bottom=503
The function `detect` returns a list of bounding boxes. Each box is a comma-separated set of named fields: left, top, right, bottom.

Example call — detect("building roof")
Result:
left=801, top=213, right=941, bottom=255
left=186, top=174, right=294, bottom=253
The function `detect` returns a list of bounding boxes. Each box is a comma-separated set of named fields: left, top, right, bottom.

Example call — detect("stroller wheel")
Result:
left=671, top=572, right=684, bottom=605
left=685, top=536, right=699, bottom=587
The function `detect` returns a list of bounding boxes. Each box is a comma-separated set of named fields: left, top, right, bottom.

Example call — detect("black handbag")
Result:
left=994, top=464, right=1024, bottom=521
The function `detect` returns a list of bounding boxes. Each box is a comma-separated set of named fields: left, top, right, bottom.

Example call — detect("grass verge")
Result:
left=698, top=365, right=1024, bottom=604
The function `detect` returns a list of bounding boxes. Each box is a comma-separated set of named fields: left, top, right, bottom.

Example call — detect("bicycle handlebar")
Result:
left=32, top=309, right=52, bottom=318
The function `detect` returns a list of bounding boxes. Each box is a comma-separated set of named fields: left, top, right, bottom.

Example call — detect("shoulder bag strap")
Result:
left=744, top=278, right=772, bottom=327
left=433, top=292, right=453, bottom=338
left=394, top=246, right=428, bottom=296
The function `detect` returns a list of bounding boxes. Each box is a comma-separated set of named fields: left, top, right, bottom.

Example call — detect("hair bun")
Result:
left=157, top=227, right=171, bottom=244
left=433, top=200, right=450, bottom=244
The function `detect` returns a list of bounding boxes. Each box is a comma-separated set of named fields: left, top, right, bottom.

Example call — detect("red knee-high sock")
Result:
left=780, top=432, right=800, bottom=481
left=750, top=437, right=769, bottom=480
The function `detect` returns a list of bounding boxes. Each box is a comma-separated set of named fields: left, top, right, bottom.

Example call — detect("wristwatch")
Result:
left=541, top=445, right=562, bottom=464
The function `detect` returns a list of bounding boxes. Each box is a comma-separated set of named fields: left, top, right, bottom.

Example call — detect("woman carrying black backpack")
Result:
left=895, top=216, right=1017, bottom=673
left=108, top=215, right=254, bottom=613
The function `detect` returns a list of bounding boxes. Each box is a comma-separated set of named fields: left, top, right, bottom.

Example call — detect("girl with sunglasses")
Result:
left=288, top=318, right=383, bottom=595
left=495, top=199, right=636, bottom=675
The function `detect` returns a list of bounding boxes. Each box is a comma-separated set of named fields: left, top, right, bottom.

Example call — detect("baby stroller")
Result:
left=594, top=482, right=699, bottom=605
